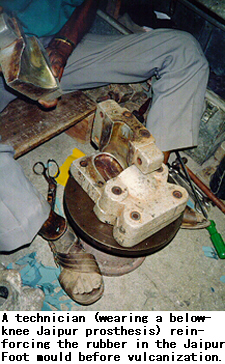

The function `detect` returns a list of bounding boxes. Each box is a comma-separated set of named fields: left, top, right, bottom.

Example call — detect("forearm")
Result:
left=40, top=0, right=99, bottom=108
left=54, top=0, right=100, bottom=48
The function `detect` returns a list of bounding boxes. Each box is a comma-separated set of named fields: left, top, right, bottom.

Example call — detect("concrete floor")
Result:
left=1, top=130, right=224, bottom=312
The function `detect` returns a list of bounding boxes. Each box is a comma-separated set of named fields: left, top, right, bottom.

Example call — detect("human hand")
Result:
left=38, top=38, right=73, bottom=108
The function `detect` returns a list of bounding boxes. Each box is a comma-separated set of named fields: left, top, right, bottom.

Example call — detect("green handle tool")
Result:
left=206, top=220, right=225, bottom=259
left=174, top=152, right=225, bottom=260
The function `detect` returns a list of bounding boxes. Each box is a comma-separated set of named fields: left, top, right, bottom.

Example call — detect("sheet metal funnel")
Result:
left=0, top=12, right=62, bottom=102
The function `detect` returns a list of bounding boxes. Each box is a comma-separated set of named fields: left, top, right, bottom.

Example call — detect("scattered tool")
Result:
left=175, top=152, right=208, bottom=218
left=33, top=159, right=60, bottom=208
left=174, top=151, right=225, bottom=259
left=33, top=159, right=66, bottom=251
left=206, top=220, right=225, bottom=259
left=168, top=162, right=210, bottom=213
left=173, top=154, right=225, bottom=215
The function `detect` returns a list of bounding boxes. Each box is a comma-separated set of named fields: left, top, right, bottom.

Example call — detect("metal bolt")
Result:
left=173, top=190, right=183, bottom=199
left=130, top=211, right=141, bottom=220
left=112, top=186, right=122, bottom=195
left=123, top=111, right=132, bottom=117
left=80, top=159, right=88, bottom=167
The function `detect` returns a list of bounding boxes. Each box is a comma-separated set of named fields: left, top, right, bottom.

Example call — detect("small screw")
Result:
left=80, top=160, right=88, bottom=167
left=130, top=211, right=141, bottom=220
left=173, top=190, right=183, bottom=199
left=112, top=186, right=122, bottom=195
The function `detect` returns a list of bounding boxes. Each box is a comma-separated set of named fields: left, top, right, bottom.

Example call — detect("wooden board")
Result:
left=65, top=113, right=95, bottom=144
left=0, top=91, right=96, bottom=159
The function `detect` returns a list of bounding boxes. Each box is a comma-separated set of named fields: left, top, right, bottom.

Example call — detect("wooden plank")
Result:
left=0, top=91, right=96, bottom=158
left=66, top=113, right=95, bottom=144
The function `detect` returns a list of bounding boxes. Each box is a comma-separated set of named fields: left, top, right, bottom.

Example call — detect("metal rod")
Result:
left=175, top=151, right=208, bottom=218
left=184, top=163, right=225, bottom=214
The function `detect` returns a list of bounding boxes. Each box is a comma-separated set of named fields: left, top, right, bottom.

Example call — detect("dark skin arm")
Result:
left=39, top=0, right=100, bottom=108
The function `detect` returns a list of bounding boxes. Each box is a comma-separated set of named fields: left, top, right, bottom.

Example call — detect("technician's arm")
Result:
left=39, top=0, right=99, bottom=108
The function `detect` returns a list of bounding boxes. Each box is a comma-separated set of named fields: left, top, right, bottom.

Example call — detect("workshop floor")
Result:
left=1, top=130, right=224, bottom=312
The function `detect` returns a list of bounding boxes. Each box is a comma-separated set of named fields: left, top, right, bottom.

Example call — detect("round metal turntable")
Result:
left=64, top=176, right=182, bottom=275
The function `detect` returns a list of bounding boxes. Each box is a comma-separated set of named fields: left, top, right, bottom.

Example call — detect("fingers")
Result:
left=38, top=51, right=64, bottom=108
left=51, top=62, right=64, bottom=81
left=47, top=50, right=65, bottom=80
left=47, top=42, right=72, bottom=81
left=38, top=42, right=72, bottom=108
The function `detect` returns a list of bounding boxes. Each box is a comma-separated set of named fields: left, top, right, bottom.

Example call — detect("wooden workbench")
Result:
left=0, top=91, right=96, bottom=159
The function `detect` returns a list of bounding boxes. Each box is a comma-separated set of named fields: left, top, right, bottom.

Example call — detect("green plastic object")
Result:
left=206, top=220, right=225, bottom=259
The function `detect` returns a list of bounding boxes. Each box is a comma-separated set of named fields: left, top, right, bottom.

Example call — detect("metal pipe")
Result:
left=175, top=151, right=208, bottom=218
